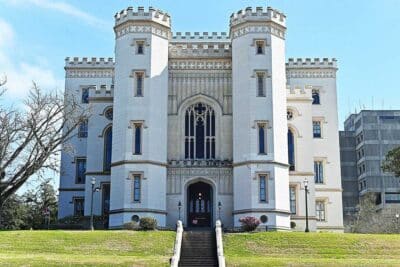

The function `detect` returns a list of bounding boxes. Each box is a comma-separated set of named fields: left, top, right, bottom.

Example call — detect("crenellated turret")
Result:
left=172, top=32, right=229, bottom=42
left=109, top=6, right=170, bottom=228
left=114, top=6, right=171, bottom=28
left=230, top=6, right=290, bottom=230
left=230, top=7, right=286, bottom=28
left=286, top=58, right=337, bottom=68
left=65, top=57, right=114, bottom=68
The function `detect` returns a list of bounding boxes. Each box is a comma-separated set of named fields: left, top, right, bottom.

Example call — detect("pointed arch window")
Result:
left=103, top=127, right=112, bottom=172
left=185, top=103, right=215, bottom=159
left=288, top=129, right=295, bottom=171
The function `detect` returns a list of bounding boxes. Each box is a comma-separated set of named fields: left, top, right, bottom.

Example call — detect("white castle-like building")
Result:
left=58, top=6, right=344, bottom=231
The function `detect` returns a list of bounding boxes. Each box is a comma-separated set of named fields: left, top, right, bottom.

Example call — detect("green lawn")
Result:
left=223, top=232, right=400, bottom=266
left=0, top=230, right=175, bottom=266
left=2, top=230, right=400, bottom=266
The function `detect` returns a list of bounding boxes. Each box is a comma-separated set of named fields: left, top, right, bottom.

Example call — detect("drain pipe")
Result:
left=215, top=220, right=226, bottom=267
left=170, top=220, right=183, bottom=267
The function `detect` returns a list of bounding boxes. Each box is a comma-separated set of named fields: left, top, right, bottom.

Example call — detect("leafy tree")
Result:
left=23, top=179, right=58, bottom=229
left=0, top=194, right=27, bottom=230
left=352, top=192, right=400, bottom=233
left=382, top=146, right=400, bottom=177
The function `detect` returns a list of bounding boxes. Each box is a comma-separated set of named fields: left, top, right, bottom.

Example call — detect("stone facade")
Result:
left=58, top=6, right=343, bottom=231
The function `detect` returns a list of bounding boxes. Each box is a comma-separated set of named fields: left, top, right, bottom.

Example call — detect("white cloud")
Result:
left=0, top=19, right=62, bottom=99
left=3, top=0, right=110, bottom=28
left=0, top=19, right=14, bottom=47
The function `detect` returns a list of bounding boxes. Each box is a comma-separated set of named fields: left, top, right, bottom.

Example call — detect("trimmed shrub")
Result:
left=239, top=216, right=260, bottom=232
left=123, top=221, right=139, bottom=230
left=290, top=221, right=296, bottom=229
left=139, top=217, right=157, bottom=230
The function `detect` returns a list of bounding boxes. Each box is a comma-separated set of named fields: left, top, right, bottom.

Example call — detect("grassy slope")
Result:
left=0, top=230, right=175, bottom=267
left=224, top=232, right=400, bottom=266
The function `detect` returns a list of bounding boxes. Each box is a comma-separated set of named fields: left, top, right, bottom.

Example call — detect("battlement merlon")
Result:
left=286, top=85, right=313, bottom=96
left=65, top=57, right=115, bottom=69
left=172, top=32, right=230, bottom=43
left=286, top=58, right=338, bottom=70
left=229, top=7, right=286, bottom=29
left=114, top=6, right=171, bottom=29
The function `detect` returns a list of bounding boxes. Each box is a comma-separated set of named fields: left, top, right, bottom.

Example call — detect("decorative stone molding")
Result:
left=66, top=69, right=114, bottom=78
left=115, top=23, right=171, bottom=40
left=167, top=164, right=233, bottom=195
left=169, top=60, right=232, bottom=70
left=168, top=159, right=232, bottom=168
left=169, top=45, right=231, bottom=58
left=286, top=70, right=336, bottom=79
left=168, top=72, right=232, bottom=115
left=231, top=24, right=285, bottom=40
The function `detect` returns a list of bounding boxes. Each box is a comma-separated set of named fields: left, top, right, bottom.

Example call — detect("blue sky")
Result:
left=0, top=0, right=399, bottom=191
left=1, top=0, right=400, bottom=124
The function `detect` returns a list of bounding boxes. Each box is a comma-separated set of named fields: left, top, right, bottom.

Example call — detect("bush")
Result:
left=239, top=216, right=260, bottom=232
left=139, top=217, right=157, bottom=230
left=290, top=221, right=296, bottom=229
left=123, top=221, right=139, bottom=230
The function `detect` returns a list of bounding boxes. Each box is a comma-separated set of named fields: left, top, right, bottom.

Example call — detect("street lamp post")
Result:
left=178, top=201, right=182, bottom=221
left=218, top=201, right=222, bottom=221
left=304, top=178, right=310, bottom=233
left=90, top=177, right=100, bottom=231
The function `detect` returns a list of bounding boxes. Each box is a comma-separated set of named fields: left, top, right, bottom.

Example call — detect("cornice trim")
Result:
left=232, top=208, right=291, bottom=215
left=58, top=188, right=85, bottom=192
left=111, top=160, right=168, bottom=167
left=233, top=160, right=289, bottom=168
left=109, top=208, right=168, bottom=215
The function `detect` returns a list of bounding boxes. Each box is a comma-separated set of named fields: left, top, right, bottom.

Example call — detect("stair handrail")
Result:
left=170, top=220, right=183, bottom=267
left=215, top=220, right=226, bottom=267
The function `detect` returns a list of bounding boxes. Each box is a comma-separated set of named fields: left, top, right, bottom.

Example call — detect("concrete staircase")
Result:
left=178, top=229, right=218, bottom=267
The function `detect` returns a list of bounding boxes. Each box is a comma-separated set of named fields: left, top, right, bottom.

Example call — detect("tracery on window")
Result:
left=104, top=108, right=113, bottom=120
left=287, top=110, right=294, bottom=120
left=184, top=103, right=215, bottom=159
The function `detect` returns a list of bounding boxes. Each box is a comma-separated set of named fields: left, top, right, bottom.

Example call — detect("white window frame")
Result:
left=136, top=41, right=145, bottom=54
left=75, top=157, right=86, bottom=184
left=312, top=120, right=323, bottom=138
left=258, top=173, right=269, bottom=203
left=289, top=185, right=297, bottom=215
left=257, top=122, right=267, bottom=154
left=131, top=120, right=145, bottom=155
left=256, top=72, right=266, bottom=97
left=316, top=200, right=326, bottom=222
left=314, top=160, right=324, bottom=184
left=130, top=172, right=142, bottom=203
left=78, top=119, right=88, bottom=138
left=73, top=197, right=85, bottom=216
left=135, top=72, right=144, bottom=97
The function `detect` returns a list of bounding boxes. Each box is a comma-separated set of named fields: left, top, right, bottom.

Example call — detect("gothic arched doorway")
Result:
left=187, top=182, right=213, bottom=227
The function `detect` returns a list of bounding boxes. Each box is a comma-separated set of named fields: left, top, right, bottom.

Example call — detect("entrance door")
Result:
left=187, top=182, right=212, bottom=227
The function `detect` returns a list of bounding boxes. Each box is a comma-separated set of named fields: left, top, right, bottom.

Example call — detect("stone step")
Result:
left=179, top=230, right=218, bottom=267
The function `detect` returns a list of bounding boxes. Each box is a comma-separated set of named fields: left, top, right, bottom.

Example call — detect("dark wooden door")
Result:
left=188, top=182, right=212, bottom=227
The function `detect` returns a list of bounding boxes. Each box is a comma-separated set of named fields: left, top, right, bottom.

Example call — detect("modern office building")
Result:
left=340, top=110, right=400, bottom=219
